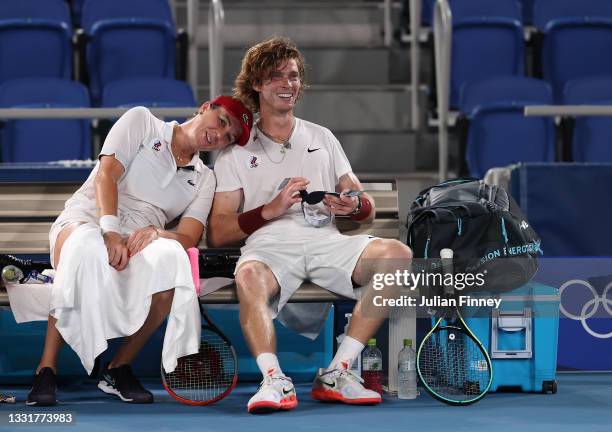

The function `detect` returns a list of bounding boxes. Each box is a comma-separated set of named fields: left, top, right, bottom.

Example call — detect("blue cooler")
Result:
left=464, top=282, right=560, bottom=393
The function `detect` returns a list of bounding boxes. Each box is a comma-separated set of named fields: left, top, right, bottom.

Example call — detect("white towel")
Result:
left=48, top=223, right=200, bottom=375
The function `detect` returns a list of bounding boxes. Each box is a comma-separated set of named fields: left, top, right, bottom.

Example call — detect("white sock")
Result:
left=327, top=336, right=365, bottom=371
left=256, top=353, right=284, bottom=378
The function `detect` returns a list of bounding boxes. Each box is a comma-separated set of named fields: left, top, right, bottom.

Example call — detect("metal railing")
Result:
left=525, top=105, right=612, bottom=117
left=187, top=0, right=199, bottom=93
left=186, top=1, right=224, bottom=100
left=0, top=108, right=196, bottom=120
left=410, top=0, right=422, bottom=131
left=433, top=0, right=452, bottom=182
left=208, top=0, right=225, bottom=100
left=384, top=0, right=393, bottom=47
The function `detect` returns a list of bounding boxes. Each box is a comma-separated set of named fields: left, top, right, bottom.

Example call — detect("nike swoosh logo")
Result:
left=320, top=379, right=336, bottom=388
left=282, top=387, right=293, bottom=395
left=187, top=180, right=196, bottom=186
left=307, top=148, right=320, bottom=153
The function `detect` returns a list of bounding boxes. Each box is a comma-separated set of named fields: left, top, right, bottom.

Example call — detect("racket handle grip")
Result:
left=187, top=247, right=200, bottom=296
left=440, top=248, right=454, bottom=294
left=440, top=248, right=453, bottom=273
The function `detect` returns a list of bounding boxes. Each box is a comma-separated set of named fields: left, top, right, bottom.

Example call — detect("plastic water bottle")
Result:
left=1, top=265, right=24, bottom=284
left=362, top=338, right=383, bottom=394
left=398, top=338, right=417, bottom=399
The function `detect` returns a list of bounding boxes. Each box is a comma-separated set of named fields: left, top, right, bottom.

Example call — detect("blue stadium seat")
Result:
left=101, top=78, right=196, bottom=108
left=0, top=0, right=72, bottom=84
left=533, top=0, right=612, bottom=31
left=451, top=18, right=524, bottom=108
left=564, top=76, right=612, bottom=163
left=422, top=0, right=522, bottom=26
left=101, top=78, right=196, bottom=123
left=428, top=0, right=525, bottom=108
left=534, top=0, right=612, bottom=102
left=81, top=0, right=176, bottom=105
left=0, top=78, right=92, bottom=162
left=460, top=76, right=555, bottom=178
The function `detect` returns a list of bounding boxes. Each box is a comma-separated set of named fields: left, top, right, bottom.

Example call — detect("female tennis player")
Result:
left=26, top=96, right=252, bottom=406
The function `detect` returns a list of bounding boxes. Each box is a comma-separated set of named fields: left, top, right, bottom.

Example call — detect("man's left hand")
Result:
left=127, top=226, right=159, bottom=257
left=323, top=189, right=358, bottom=215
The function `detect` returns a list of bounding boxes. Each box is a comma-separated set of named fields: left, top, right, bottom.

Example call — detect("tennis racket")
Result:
left=161, top=248, right=238, bottom=405
left=417, top=248, right=493, bottom=405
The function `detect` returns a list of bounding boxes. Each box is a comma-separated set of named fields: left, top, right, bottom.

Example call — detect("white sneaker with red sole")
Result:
left=247, top=375, right=298, bottom=414
left=311, top=367, right=382, bottom=405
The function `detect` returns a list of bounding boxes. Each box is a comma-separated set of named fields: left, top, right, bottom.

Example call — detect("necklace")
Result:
left=254, top=120, right=295, bottom=164
left=171, top=125, right=194, bottom=166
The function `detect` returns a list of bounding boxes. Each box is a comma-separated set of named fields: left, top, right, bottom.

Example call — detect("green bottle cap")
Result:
left=368, top=338, right=377, bottom=346
left=403, top=339, right=413, bottom=347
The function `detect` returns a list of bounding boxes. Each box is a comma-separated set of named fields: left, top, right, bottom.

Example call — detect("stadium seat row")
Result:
left=0, top=0, right=184, bottom=106
left=458, top=75, right=612, bottom=178
left=0, top=77, right=195, bottom=163
left=420, top=0, right=612, bottom=106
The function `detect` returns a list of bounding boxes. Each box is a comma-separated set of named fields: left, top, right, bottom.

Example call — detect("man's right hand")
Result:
left=262, top=177, right=309, bottom=220
left=103, top=232, right=129, bottom=271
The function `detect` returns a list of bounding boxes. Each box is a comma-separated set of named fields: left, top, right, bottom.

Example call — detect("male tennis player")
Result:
left=209, top=37, right=412, bottom=413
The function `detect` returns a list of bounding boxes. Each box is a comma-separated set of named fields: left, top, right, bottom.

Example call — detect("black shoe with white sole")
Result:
left=98, top=364, right=153, bottom=404
left=26, top=367, right=58, bottom=406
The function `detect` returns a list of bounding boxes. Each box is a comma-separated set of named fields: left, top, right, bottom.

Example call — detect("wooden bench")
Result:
left=0, top=282, right=348, bottom=307
left=0, top=178, right=419, bottom=393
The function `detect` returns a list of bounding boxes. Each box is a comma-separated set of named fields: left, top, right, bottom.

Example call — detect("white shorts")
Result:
left=235, top=233, right=378, bottom=338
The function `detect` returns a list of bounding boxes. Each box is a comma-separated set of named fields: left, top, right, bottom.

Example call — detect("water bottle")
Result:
left=362, top=338, right=383, bottom=394
left=398, top=338, right=417, bottom=399
left=1, top=265, right=24, bottom=284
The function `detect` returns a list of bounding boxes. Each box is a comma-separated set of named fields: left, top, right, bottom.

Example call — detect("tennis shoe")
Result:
left=247, top=374, right=297, bottom=414
left=26, top=367, right=57, bottom=406
left=311, top=367, right=381, bottom=405
left=98, top=364, right=153, bottom=404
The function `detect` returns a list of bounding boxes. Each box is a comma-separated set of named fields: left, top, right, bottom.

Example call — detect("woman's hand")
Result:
left=126, top=226, right=159, bottom=257
left=103, top=232, right=129, bottom=271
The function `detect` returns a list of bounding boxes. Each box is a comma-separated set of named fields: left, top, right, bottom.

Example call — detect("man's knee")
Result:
left=234, top=261, right=278, bottom=301
left=369, top=239, right=413, bottom=261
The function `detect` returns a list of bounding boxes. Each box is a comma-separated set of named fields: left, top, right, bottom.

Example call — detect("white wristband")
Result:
left=99, top=215, right=120, bottom=235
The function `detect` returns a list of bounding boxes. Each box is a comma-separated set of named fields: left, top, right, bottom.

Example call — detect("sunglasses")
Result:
left=298, top=189, right=362, bottom=205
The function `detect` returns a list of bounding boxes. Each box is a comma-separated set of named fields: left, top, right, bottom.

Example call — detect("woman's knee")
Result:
left=53, top=222, right=87, bottom=267
left=143, top=239, right=184, bottom=265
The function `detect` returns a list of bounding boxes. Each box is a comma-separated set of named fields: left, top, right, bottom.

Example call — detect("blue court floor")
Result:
left=1, top=373, right=611, bottom=432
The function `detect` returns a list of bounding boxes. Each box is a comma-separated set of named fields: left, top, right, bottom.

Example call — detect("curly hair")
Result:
left=233, top=36, right=306, bottom=113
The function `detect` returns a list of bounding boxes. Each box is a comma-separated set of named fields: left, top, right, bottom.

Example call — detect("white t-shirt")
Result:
left=214, top=117, right=352, bottom=244
left=54, top=107, right=216, bottom=235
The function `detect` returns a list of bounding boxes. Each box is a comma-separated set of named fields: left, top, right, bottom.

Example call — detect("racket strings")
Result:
left=419, top=330, right=490, bottom=402
left=162, top=327, right=236, bottom=403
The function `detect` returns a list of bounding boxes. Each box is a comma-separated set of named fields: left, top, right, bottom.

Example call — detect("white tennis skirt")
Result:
left=50, top=223, right=200, bottom=374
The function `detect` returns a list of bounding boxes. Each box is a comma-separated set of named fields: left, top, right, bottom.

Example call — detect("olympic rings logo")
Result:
left=558, top=279, right=612, bottom=339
